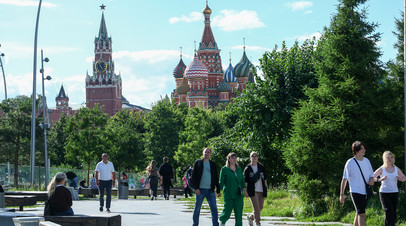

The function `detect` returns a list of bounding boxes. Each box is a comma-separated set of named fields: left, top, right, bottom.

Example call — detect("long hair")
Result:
left=383, top=151, right=395, bottom=168
left=225, top=152, right=238, bottom=168
left=47, top=172, right=66, bottom=198
left=146, top=160, right=157, bottom=175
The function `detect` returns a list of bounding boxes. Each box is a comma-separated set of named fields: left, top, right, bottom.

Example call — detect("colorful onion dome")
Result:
left=176, top=79, right=189, bottom=94
left=234, top=51, right=252, bottom=78
left=173, top=58, right=186, bottom=78
left=184, top=54, right=208, bottom=79
left=224, top=63, right=238, bottom=83
left=217, top=79, right=231, bottom=93
left=203, top=2, right=212, bottom=14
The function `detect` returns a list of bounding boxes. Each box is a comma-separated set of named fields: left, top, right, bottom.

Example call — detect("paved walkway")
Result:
left=23, top=196, right=350, bottom=226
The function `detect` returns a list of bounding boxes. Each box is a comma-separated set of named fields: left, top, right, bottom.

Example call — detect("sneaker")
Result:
left=99, top=206, right=103, bottom=212
left=151, top=196, right=154, bottom=200
left=106, top=208, right=111, bottom=213
left=247, top=215, right=254, bottom=226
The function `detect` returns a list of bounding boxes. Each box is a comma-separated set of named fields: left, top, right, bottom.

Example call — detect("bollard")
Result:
left=0, top=180, right=4, bottom=208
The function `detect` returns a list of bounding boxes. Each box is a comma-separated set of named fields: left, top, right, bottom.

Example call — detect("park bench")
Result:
left=0, top=212, right=36, bottom=226
left=5, top=191, right=48, bottom=202
left=44, top=214, right=121, bottom=226
left=5, top=195, right=37, bottom=211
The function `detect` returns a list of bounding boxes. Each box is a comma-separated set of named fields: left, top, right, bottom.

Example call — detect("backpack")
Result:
left=187, top=160, right=202, bottom=190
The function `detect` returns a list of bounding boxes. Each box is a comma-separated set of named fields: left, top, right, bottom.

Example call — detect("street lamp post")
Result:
left=31, top=0, right=44, bottom=186
left=0, top=44, right=6, bottom=100
left=39, top=49, right=51, bottom=189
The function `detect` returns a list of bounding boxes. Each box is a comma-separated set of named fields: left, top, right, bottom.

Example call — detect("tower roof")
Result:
left=98, top=11, right=109, bottom=40
left=184, top=53, right=208, bottom=79
left=56, top=85, right=68, bottom=98
left=199, top=1, right=217, bottom=50
left=234, top=50, right=252, bottom=78
left=217, top=79, right=231, bottom=93
left=224, top=63, right=238, bottom=83
left=173, top=58, right=186, bottom=78
left=176, top=79, right=189, bottom=94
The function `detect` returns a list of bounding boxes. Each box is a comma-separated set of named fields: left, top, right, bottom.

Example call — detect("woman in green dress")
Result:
left=219, top=152, right=247, bottom=226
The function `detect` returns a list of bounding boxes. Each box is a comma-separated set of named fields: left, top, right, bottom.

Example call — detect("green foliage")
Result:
left=64, top=104, right=109, bottom=181
left=106, top=110, right=145, bottom=172
left=144, top=99, right=185, bottom=166
left=0, top=96, right=41, bottom=186
left=284, top=0, right=393, bottom=216
left=48, top=113, right=81, bottom=168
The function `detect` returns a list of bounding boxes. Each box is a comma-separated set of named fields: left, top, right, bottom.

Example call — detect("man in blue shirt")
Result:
left=191, top=147, right=221, bottom=226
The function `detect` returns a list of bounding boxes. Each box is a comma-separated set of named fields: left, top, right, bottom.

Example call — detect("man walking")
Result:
left=159, top=157, right=173, bottom=200
left=192, top=147, right=221, bottom=226
left=95, top=153, right=116, bottom=213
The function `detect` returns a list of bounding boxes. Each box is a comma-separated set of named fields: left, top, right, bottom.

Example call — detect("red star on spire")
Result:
left=100, top=4, right=106, bottom=10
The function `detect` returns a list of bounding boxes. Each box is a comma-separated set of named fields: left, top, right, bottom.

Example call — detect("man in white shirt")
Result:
left=95, top=153, right=116, bottom=213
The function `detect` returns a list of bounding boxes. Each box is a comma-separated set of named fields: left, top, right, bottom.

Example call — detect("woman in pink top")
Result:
left=374, top=151, right=406, bottom=226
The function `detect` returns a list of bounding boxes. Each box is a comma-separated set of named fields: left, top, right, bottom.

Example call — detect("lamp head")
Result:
left=45, top=75, right=52, bottom=80
left=44, top=57, right=49, bottom=63
left=0, top=53, right=4, bottom=57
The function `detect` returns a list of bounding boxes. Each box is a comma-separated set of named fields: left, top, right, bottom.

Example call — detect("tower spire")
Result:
left=229, top=52, right=231, bottom=64
left=180, top=46, right=183, bottom=59
left=243, top=37, right=246, bottom=52
left=98, top=5, right=108, bottom=40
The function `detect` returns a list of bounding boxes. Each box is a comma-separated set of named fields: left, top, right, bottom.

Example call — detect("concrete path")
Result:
left=22, top=196, right=350, bottom=226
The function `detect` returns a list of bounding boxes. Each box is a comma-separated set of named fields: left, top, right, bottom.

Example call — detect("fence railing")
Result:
left=0, top=163, right=146, bottom=189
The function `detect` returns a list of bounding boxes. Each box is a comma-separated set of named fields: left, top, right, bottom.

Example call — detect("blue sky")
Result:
left=0, top=0, right=403, bottom=109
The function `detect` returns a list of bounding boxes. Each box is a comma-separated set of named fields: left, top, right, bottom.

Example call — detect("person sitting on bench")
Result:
left=47, top=172, right=74, bottom=216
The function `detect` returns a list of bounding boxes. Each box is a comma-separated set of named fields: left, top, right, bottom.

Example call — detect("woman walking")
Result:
left=146, top=160, right=160, bottom=200
left=47, top=172, right=74, bottom=216
left=340, top=141, right=374, bottom=226
left=374, top=151, right=406, bottom=226
left=244, top=152, right=267, bottom=226
left=219, top=152, right=247, bottom=226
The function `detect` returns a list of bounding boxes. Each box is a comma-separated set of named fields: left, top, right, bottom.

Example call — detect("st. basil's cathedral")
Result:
left=171, top=2, right=254, bottom=109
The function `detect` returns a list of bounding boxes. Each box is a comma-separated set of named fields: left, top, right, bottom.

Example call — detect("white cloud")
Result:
left=212, top=10, right=265, bottom=32
left=113, top=50, right=182, bottom=64
left=285, top=1, right=313, bottom=11
left=169, top=12, right=202, bottom=24
left=288, top=32, right=321, bottom=41
left=231, top=45, right=271, bottom=52
left=0, top=0, right=56, bottom=7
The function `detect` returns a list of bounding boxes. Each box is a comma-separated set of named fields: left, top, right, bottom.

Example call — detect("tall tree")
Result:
left=220, top=39, right=318, bottom=186
left=0, top=96, right=40, bottom=187
left=284, top=0, right=386, bottom=215
left=65, top=105, right=109, bottom=183
left=106, top=110, right=146, bottom=173
left=144, top=99, right=184, bottom=166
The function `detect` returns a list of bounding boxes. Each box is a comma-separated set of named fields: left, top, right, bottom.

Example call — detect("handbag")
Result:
left=44, top=200, right=52, bottom=216
left=353, top=158, right=374, bottom=199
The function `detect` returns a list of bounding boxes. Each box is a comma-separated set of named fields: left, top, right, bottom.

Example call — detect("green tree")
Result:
left=106, top=110, right=146, bottom=173
left=144, top=99, right=184, bottom=167
left=284, top=0, right=386, bottom=215
left=0, top=96, right=40, bottom=187
left=65, top=105, right=109, bottom=183
left=219, top=39, right=318, bottom=186
left=48, top=113, right=81, bottom=168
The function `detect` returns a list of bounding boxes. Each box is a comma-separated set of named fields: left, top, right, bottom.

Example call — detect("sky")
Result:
left=0, top=0, right=403, bottom=109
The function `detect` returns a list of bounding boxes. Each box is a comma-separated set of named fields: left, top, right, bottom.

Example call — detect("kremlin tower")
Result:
left=85, top=5, right=122, bottom=116
left=171, top=1, right=254, bottom=109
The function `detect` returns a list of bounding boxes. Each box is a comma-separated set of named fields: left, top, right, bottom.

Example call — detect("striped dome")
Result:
left=184, top=54, right=208, bottom=79
left=217, top=79, right=231, bottom=93
left=234, top=51, right=252, bottom=78
left=173, top=58, right=186, bottom=78
left=224, top=63, right=238, bottom=83
left=176, top=79, right=189, bottom=94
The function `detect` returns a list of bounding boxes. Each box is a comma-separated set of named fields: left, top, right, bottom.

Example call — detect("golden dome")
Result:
left=203, top=4, right=212, bottom=14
